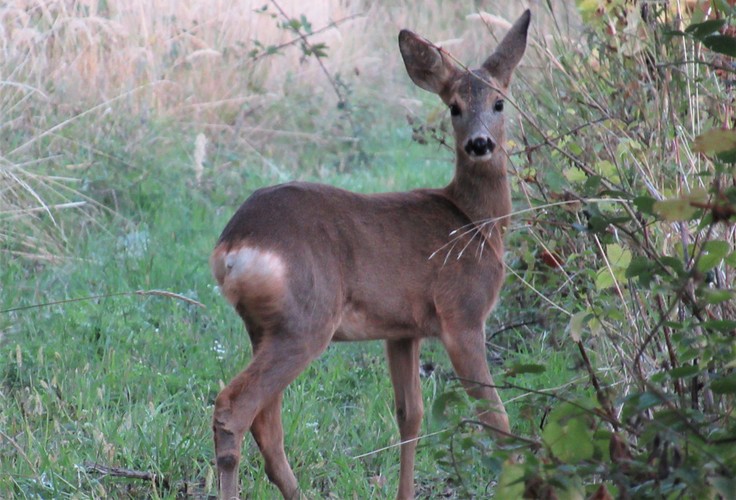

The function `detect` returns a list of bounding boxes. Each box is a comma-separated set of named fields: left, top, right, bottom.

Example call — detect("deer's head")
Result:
left=399, top=10, right=530, bottom=165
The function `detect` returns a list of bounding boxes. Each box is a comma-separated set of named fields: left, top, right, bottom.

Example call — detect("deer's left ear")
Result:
left=481, top=9, right=530, bottom=88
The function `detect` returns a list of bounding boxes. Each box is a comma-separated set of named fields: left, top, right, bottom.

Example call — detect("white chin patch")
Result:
left=469, top=152, right=493, bottom=162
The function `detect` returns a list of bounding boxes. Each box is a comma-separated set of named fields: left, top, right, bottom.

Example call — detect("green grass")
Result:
left=0, top=106, right=578, bottom=499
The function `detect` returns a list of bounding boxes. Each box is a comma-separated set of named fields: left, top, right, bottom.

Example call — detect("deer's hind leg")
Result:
left=214, top=330, right=328, bottom=500
left=250, top=392, right=299, bottom=498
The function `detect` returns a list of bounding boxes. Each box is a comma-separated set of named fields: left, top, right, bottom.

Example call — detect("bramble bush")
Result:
left=428, top=1, right=736, bottom=498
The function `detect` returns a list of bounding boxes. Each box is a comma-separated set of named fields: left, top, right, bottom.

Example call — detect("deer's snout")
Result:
left=464, top=136, right=495, bottom=157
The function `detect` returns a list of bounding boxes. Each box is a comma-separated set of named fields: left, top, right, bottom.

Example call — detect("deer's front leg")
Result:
left=441, top=327, right=510, bottom=437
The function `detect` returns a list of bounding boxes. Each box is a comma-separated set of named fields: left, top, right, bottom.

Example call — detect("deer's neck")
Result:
left=445, top=153, right=511, bottom=238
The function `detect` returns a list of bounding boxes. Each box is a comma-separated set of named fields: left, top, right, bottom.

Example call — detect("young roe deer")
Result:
left=210, top=9, right=530, bottom=499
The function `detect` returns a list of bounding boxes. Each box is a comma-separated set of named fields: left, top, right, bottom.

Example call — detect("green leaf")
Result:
left=568, top=141, right=583, bottom=156
left=703, top=34, right=736, bottom=57
left=685, top=19, right=727, bottom=38
left=697, top=253, right=723, bottom=272
left=699, top=288, right=736, bottom=304
left=713, top=0, right=736, bottom=14
left=713, top=476, right=736, bottom=499
left=583, top=174, right=603, bottom=192
left=704, top=240, right=731, bottom=258
left=668, top=365, right=701, bottom=379
left=595, top=160, right=619, bottom=183
left=700, top=319, right=736, bottom=332
left=545, top=169, right=569, bottom=192
left=718, top=149, right=736, bottom=163
left=726, top=251, right=736, bottom=268
left=596, top=244, right=631, bottom=290
left=696, top=240, right=730, bottom=272
left=595, top=267, right=615, bottom=290
left=694, top=129, right=736, bottom=155
left=653, top=199, right=698, bottom=221
left=633, top=195, right=657, bottom=214
left=607, top=243, right=632, bottom=269
left=660, top=256, right=686, bottom=276
left=542, top=417, right=595, bottom=464
left=622, top=391, right=662, bottom=421
left=567, top=311, right=589, bottom=342
left=431, top=392, right=463, bottom=425
left=626, top=256, right=656, bottom=287
left=694, top=129, right=736, bottom=163
left=564, top=166, right=587, bottom=183
left=711, top=373, right=736, bottom=394
left=714, top=0, right=735, bottom=12
left=496, top=462, right=526, bottom=498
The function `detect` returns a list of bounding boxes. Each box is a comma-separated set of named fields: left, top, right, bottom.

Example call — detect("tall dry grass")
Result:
left=1, top=1, right=572, bottom=116
left=0, top=0, right=575, bottom=260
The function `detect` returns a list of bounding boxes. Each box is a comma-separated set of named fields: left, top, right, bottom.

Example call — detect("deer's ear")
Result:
left=481, top=9, right=530, bottom=88
left=399, top=30, right=459, bottom=95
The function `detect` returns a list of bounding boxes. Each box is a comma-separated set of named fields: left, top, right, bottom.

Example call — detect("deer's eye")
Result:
left=494, top=99, right=504, bottom=112
left=449, top=103, right=461, bottom=117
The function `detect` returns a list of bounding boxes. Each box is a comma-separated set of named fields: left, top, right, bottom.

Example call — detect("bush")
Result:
left=430, top=2, right=736, bottom=498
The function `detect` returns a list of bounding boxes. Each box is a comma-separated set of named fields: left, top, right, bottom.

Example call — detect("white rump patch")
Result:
left=211, top=245, right=287, bottom=307
left=223, top=247, right=286, bottom=282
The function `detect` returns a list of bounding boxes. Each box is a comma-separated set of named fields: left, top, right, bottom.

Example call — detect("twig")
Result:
left=487, top=318, right=541, bottom=339
left=252, top=13, right=364, bottom=62
left=453, top=376, right=624, bottom=429
left=575, top=340, right=619, bottom=430
left=84, top=462, right=169, bottom=489
left=0, top=289, right=205, bottom=314
left=459, top=419, right=541, bottom=447
left=509, top=116, right=610, bottom=157
left=269, top=0, right=360, bottom=135
left=351, top=429, right=449, bottom=459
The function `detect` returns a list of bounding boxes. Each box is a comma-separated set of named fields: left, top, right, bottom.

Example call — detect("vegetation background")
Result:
left=1, top=0, right=735, bottom=498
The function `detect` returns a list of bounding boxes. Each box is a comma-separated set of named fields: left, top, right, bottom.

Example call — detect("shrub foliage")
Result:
left=437, top=2, right=736, bottom=498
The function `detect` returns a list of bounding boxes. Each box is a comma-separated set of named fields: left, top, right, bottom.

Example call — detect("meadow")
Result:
left=2, top=0, right=735, bottom=498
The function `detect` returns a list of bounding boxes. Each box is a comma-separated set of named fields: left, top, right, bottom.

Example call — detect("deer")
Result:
left=209, top=9, right=530, bottom=500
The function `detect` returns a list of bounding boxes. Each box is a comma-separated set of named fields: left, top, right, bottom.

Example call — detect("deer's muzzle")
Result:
left=464, top=136, right=495, bottom=157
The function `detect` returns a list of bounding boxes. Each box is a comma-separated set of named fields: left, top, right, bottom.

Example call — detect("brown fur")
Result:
left=211, top=10, right=531, bottom=500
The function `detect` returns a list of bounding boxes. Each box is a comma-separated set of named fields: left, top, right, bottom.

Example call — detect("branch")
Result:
left=252, top=13, right=364, bottom=62
left=84, top=462, right=169, bottom=489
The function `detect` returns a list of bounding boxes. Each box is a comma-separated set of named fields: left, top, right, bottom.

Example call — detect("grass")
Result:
left=6, top=0, right=732, bottom=498
left=0, top=109, right=578, bottom=499
left=0, top=103, right=578, bottom=496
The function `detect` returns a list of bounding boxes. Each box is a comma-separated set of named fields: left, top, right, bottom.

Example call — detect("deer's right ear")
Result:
left=399, top=30, right=459, bottom=95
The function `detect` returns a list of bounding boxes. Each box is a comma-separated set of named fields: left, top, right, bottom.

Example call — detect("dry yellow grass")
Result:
left=0, top=0, right=577, bottom=259
left=1, top=0, right=575, bottom=119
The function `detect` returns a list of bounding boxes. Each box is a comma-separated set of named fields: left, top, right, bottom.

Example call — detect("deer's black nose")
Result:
left=464, top=137, right=495, bottom=157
